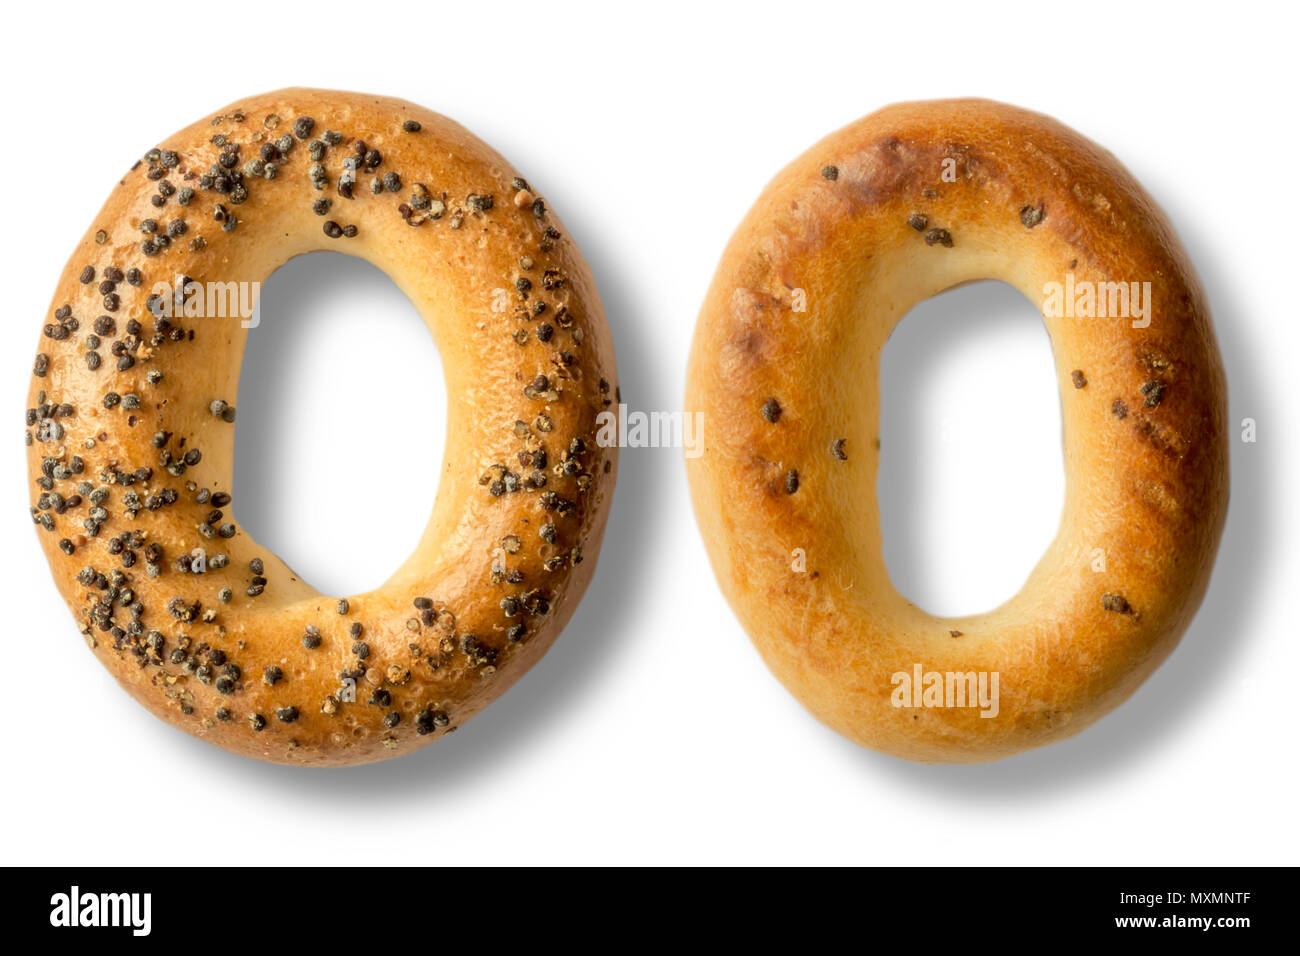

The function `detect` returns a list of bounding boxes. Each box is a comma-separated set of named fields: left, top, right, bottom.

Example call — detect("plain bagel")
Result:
left=27, top=88, right=618, bottom=766
left=686, top=99, right=1228, bottom=763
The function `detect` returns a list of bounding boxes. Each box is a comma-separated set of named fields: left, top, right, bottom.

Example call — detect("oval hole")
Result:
left=232, top=253, right=446, bottom=596
left=877, top=280, right=1064, bottom=617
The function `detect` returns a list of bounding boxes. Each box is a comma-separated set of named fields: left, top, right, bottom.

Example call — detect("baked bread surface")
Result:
left=27, top=88, right=618, bottom=765
left=686, top=99, right=1227, bottom=762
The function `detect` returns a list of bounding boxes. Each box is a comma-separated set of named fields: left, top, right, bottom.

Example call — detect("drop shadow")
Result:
left=850, top=204, right=1272, bottom=800
left=201, top=192, right=662, bottom=800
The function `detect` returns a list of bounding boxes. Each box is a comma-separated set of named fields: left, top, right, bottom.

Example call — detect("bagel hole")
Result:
left=877, top=280, right=1064, bottom=618
left=232, top=253, right=446, bottom=597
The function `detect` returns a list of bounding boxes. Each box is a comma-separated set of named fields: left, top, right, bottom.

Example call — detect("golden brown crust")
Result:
left=27, top=88, right=617, bottom=766
left=685, top=99, right=1227, bottom=763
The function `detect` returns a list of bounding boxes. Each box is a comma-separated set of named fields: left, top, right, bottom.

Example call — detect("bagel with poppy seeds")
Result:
left=686, top=99, right=1227, bottom=763
left=26, top=88, right=618, bottom=766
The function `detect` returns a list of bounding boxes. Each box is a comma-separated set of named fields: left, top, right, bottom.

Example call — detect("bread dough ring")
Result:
left=686, top=99, right=1227, bottom=763
left=27, top=88, right=618, bottom=766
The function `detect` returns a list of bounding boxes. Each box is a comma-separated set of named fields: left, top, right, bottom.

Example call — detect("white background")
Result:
left=3, top=1, right=1296, bottom=866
